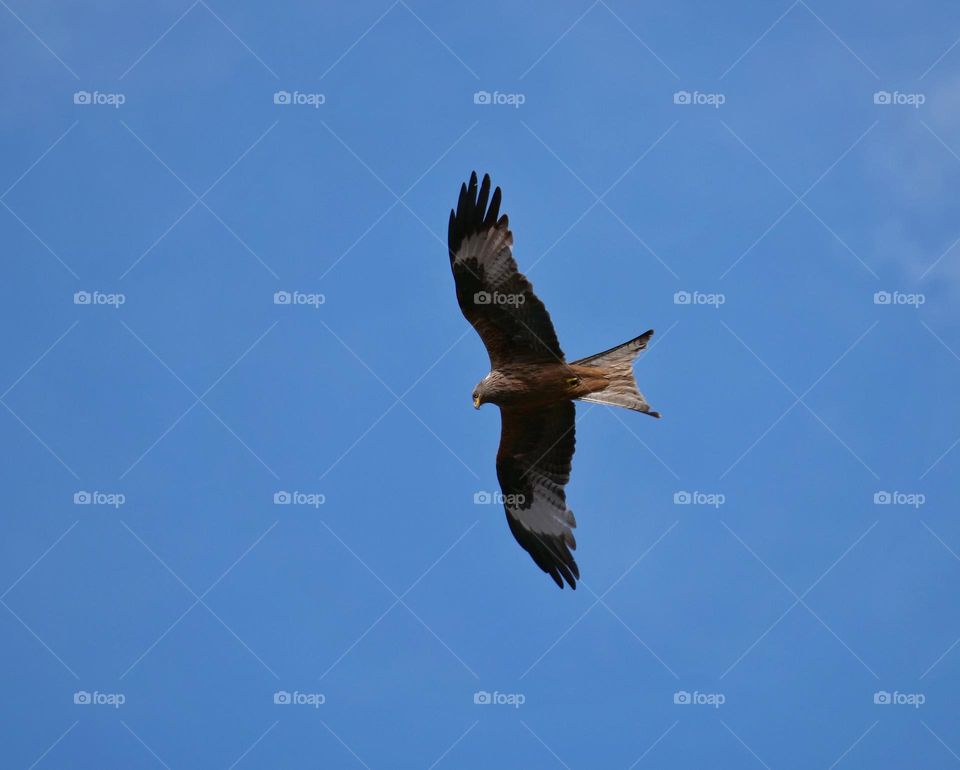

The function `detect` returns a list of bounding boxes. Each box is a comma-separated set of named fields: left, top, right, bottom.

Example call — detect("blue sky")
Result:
left=2, top=0, right=960, bottom=767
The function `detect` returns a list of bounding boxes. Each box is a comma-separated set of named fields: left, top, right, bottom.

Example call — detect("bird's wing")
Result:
left=496, top=401, right=579, bottom=589
left=448, top=172, right=565, bottom=368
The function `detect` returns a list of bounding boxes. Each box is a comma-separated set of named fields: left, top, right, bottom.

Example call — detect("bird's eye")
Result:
left=472, top=392, right=478, bottom=400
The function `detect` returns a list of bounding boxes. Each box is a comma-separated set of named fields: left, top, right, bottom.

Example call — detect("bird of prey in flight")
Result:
left=447, top=172, right=660, bottom=589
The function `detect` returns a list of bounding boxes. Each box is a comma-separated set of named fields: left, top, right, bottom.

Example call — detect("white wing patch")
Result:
left=455, top=229, right=515, bottom=290
left=506, top=472, right=576, bottom=544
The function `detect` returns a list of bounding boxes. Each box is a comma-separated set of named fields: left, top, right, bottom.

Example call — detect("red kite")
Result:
left=448, top=172, right=660, bottom=589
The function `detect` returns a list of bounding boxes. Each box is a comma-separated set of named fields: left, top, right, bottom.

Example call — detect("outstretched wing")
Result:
left=448, top=172, right=564, bottom=368
left=496, top=401, right=579, bottom=589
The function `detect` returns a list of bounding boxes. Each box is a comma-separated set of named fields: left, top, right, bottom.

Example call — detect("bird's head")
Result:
left=472, top=372, right=499, bottom=409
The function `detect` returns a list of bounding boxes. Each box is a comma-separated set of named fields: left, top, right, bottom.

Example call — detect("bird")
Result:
left=447, top=171, right=661, bottom=589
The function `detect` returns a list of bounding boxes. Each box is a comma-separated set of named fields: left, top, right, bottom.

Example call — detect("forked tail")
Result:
left=571, top=330, right=660, bottom=417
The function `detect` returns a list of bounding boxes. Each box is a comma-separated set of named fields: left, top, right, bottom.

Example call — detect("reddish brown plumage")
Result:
left=449, top=172, right=660, bottom=589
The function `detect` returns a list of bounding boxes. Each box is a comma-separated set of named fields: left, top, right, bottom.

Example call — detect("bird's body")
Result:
left=474, top=363, right=580, bottom=408
left=476, top=361, right=650, bottom=410
left=447, top=172, right=661, bottom=589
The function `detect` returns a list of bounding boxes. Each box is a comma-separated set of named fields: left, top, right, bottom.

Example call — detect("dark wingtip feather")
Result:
left=505, top=511, right=580, bottom=590
left=476, top=175, right=491, bottom=225
left=448, top=172, right=507, bottom=260
left=484, top=186, right=502, bottom=229
left=456, top=183, right=468, bottom=221
left=556, top=561, right=577, bottom=589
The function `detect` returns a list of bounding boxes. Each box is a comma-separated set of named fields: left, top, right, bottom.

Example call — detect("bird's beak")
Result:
left=473, top=395, right=480, bottom=409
